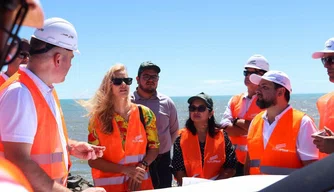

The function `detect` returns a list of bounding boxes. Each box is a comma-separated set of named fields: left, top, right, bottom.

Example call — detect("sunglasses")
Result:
left=321, top=57, right=334, bottom=65
left=18, top=52, right=29, bottom=59
left=111, top=78, right=133, bottom=86
left=243, top=70, right=264, bottom=77
left=142, top=74, right=159, bottom=82
left=188, top=105, right=208, bottom=112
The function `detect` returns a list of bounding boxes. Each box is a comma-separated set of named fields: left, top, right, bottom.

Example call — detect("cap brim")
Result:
left=312, top=50, right=334, bottom=59
left=249, top=74, right=263, bottom=85
left=244, top=64, right=262, bottom=70
left=23, top=0, right=44, bottom=28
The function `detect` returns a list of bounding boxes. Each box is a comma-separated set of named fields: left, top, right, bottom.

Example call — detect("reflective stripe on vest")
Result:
left=0, top=151, right=63, bottom=165
left=233, top=144, right=247, bottom=152
left=118, top=154, right=145, bottom=165
left=250, top=159, right=297, bottom=175
left=94, top=172, right=150, bottom=186
left=31, top=152, right=63, bottom=164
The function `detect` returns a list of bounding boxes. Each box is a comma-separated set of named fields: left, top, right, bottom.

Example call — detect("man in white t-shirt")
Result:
left=0, top=17, right=105, bottom=192
left=245, top=70, right=318, bottom=175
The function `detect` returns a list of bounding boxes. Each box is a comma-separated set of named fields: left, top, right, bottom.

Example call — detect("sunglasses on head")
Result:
left=188, top=105, right=208, bottom=112
left=321, top=57, right=334, bottom=65
left=243, top=70, right=264, bottom=77
left=111, top=78, right=133, bottom=86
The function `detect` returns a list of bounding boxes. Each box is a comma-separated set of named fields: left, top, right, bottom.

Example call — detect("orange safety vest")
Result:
left=0, top=69, right=71, bottom=186
left=0, top=157, right=33, bottom=192
left=92, top=104, right=153, bottom=192
left=0, top=75, right=6, bottom=87
left=247, top=108, right=304, bottom=175
left=229, top=93, right=263, bottom=164
left=179, top=128, right=226, bottom=180
left=317, top=92, right=334, bottom=159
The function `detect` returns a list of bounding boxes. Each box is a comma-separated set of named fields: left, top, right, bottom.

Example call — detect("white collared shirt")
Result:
left=220, top=92, right=257, bottom=127
left=0, top=66, right=68, bottom=169
left=249, top=105, right=319, bottom=161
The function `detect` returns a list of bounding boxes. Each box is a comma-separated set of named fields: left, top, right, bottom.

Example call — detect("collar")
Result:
left=262, top=105, right=292, bottom=122
left=20, top=66, right=54, bottom=96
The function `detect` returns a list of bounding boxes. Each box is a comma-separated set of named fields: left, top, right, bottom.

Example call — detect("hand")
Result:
left=312, top=127, right=334, bottom=154
left=69, top=141, right=106, bottom=160
left=127, top=177, right=141, bottom=191
left=82, top=187, right=106, bottom=192
left=122, top=166, right=146, bottom=183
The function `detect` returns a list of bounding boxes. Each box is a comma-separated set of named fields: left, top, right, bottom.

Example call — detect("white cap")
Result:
left=250, top=70, right=292, bottom=93
left=312, top=38, right=334, bottom=59
left=32, top=17, right=79, bottom=53
left=244, top=54, right=269, bottom=71
left=23, top=0, right=44, bottom=28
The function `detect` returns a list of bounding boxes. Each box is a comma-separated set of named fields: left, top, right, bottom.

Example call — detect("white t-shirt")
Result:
left=220, top=92, right=256, bottom=127
left=248, top=105, right=319, bottom=161
left=0, top=66, right=69, bottom=169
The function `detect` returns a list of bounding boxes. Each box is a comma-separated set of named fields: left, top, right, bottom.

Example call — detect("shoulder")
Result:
left=1, top=82, right=32, bottom=103
left=157, top=92, right=175, bottom=103
left=137, top=104, right=154, bottom=115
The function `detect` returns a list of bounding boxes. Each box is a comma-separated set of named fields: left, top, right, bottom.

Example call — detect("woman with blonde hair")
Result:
left=80, top=63, right=159, bottom=192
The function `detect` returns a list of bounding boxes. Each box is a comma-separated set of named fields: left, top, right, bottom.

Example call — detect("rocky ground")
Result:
left=67, top=174, right=94, bottom=191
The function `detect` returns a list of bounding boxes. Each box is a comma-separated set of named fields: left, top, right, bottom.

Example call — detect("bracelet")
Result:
left=139, top=160, right=149, bottom=170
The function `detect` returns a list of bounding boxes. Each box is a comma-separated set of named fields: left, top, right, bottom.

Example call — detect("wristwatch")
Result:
left=139, top=160, right=149, bottom=170
left=232, top=118, right=239, bottom=126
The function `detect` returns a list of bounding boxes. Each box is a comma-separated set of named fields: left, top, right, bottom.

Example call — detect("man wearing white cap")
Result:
left=220, top=54, right=269, bottom=176
left=0, top=18, right=105, bottom=192
left=311, top=38, right=334, bottom=156
left=245, top=70, right=319, bottom=175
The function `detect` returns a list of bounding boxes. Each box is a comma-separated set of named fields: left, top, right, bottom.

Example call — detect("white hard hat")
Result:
left=32, top=17, right=79, bottom=53
left=23, top=0, right=44, bottom=28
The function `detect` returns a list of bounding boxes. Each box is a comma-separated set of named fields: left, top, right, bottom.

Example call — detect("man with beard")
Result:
left=311, top=37, right=334, bottom=156
left=220, top=54, right=269, bottom=176
left=244, top=70, right=318, bottom=175
left=132, top=61, right=179, bottom=189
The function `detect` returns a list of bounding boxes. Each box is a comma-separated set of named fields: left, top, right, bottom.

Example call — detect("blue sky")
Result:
left=15, top=0, right=334, bottom=99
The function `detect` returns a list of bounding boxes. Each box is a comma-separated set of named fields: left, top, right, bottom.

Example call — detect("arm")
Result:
left=216, top=130, right=236, bottom=179
left=297, top=115, right=319, bottom=166
left=171, top=136, right=186, bottom=186
left=244, top=152, right=250, bottom=175
left=3, top=142, right=70, bottom=192
left=169, top=99, right=179, bottom=144
left=143, top=107, right=160, bottom=164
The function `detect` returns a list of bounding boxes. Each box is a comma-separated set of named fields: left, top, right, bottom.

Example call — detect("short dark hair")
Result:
left=274, top=83, right=290, bottom=102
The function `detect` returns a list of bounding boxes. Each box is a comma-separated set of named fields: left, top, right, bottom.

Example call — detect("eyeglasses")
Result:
left=321, top=57, right=334, bottom=66
left=142, top=74, right=159, bottom=82
left=18, top=52, right=29, bottom=59
left=188, top=105, right=208, bottom=112
left=111, top=78, right=133, bottom=86
left=243, top=70, right=263, bottom=77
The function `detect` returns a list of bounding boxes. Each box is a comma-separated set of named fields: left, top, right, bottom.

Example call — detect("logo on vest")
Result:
left=207, top=155, right=221, bottom=164
left=132, top=135, right=144, bottom=143
left=272, top=143, right=288, bottom=152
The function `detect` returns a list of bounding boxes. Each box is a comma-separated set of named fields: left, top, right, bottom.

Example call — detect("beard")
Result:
left=139, top=83, right=156, bottom=94
left=256, top=97, right=277, bottom=109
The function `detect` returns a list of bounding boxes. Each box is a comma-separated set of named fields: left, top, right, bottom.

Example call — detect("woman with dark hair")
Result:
left=171, top=92, right=237, bottom=186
